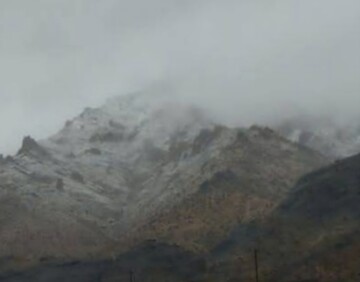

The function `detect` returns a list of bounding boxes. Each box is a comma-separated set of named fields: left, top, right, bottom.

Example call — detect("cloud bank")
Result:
left=0, top=0, right=359, bottom=153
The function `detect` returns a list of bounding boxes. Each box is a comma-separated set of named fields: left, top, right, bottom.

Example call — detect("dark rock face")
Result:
left=56, top=178, right=64, bottom=191
left=17, top=136, right=49, bottom=158
left=84, top=148, right=102, bottom=155
left=70, top=171, right=85, bottom=184
left=89, top=132, right=124, bottom=143
left=108, top=120, right=125, bottom=130
left=279, top=153, right=360, bottom=219
left=4, top=156, right=14, bottom=163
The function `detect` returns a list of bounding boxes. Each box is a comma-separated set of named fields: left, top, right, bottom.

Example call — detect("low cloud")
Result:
left=0, top=0, right=359, bottom=154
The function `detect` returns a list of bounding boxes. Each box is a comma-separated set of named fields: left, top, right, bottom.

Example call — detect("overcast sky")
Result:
left=1, top=0, right=359, bottom=154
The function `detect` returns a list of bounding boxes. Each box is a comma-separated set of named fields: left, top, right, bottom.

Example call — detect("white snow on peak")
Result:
left=45, top=91, right=214, bottom=159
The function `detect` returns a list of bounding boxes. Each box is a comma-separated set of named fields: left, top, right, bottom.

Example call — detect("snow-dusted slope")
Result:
left=276, top=116, right=360, bottom=158
left=0, top=92, right=327, bottom=264
left=45, top=92, right=212, bottom=156
left=0, top=92, right=220, bottom=260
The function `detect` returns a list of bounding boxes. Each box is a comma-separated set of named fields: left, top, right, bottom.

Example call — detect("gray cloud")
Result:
left=0, top=0, right=359, bottom=154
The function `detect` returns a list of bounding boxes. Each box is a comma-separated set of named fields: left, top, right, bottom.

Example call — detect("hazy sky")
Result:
left=1, top=0, right=359, bottom=154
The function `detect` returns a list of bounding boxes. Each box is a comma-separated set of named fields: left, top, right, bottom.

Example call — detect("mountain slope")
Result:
left=123, top=126, right=327, bottom=253
left=211, top=152, right=360, bottom=282
left=0, top=93, right=327, bottom=275
left=2, top=148, right=359, bottom=282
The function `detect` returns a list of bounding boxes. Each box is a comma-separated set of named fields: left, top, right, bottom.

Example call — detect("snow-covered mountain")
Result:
left=0, top=93, right=217, bottom=258
left=2, top=93, right=360, bottom=281
left=0, top=92, right=327, bottom=267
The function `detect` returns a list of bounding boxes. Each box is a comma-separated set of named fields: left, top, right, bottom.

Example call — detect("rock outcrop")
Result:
left=17, top=136, right=50, bottom=158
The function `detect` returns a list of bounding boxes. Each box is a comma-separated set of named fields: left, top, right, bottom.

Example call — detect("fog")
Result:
left=1, top=0, right=359, bottom=154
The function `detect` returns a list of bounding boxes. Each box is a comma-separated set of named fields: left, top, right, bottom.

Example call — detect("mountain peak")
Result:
left=47, top=92, right=214, bottom=158
left=17, top=136, right=50, bottom=158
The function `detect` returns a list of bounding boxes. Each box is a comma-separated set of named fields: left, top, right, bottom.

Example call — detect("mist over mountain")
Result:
left=0, top=93, right=326, bottom=270
left=1, top=1, right=360, bottom=281
left=0, top=92, right=359, bottom=282
left=1, top=0, right=359, bottom=154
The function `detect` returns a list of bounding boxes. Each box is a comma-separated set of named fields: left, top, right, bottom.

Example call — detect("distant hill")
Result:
left=209, top=152, right=360, bottom=281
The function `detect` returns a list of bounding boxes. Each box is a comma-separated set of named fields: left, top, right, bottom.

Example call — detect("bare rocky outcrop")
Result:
left=55, top=178, right=64, bottom=191
left=17, top=136, right=50, bottom=158
left=70, top=171, right=85, bottom=184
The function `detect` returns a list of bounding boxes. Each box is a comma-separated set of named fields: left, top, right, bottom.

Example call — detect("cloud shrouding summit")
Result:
left=0, top=0, right=359, bottom=154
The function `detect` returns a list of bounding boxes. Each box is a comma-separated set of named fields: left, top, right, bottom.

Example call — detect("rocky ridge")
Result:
left=0, top=92, right=327, bottom=269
